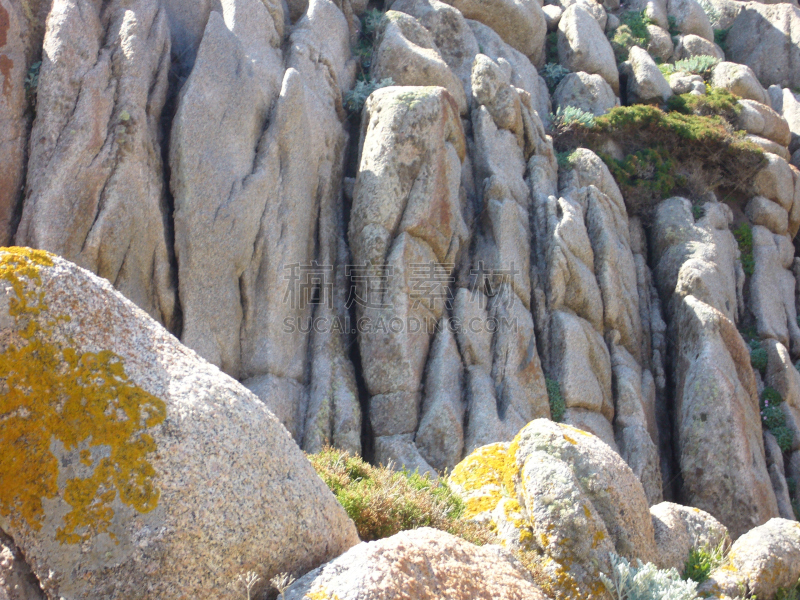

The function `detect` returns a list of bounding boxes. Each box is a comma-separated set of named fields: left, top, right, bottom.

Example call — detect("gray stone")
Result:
left=701, top=519, right=800, bottom=598
left=552, top=71, right=618, bottom=116
left=558, top=4, right=619, bottom=93
left=0, top=531, right=44, bottom=600
left=669, top=72, right=706, bottom=95
left=284, top=528, right=548, bottom=600
left=16, top=0, right=177, bottom=330
left=728, top=3, right=800, bottom=89
left=737, top=99, right=791, bottom=148
left=625, top=46, right=672, bottom=104
left=646, top=24, right=673, bottom=62
left=672, top=34, right=724, bottom=60
left=746, top=195, right=790, bottom=235
left=650, top=502, right=731, bottom=573
left=667, top=0, right=714, bottom=40
left=0, top=248, right=358, bottom=600
left=711, top=62, right=771, bottom=106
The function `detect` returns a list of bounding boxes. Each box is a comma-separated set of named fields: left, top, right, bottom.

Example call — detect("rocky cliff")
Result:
left=4, top=0, right=800, bottom=596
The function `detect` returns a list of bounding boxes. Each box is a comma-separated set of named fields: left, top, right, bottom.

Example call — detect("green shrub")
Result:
left=546, top=377, right=566, bottom=422
left=714, top=27, right=730, bottom=54
left=546, top=31, right=559, bottom=64
left=610, top=12, right=651, bottom=62
left=761, top=387, right=794, bottom=453
left=660, top=55, right=721, bottom=78
left=600, top=553, right=700, bottom=600
left=556, top=104, right=766, bottom=215
left=683, top=540, right=726, bottom=584
left=733, top=222, right=755, bottom=276
left=667, top=87, right=741, bottom=121
left=750, top=345, right=768, bottom=373
left=776, top=583, right=800, bottom=600
left=550, top=105, right=596, bottom=132
left=601, top=147, right=682, bottom=207
left=692, top=204, right=706, bottom=220
left=668, top=15, right=680, bottom=38
left=542, top=62, right=571, bottom=93
left=344, top=77, right=394, bottom=114
left=308, top=447, right=493, bottom=543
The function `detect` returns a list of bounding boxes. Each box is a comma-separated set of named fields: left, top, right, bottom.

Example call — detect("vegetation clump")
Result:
left=683, top=540, right=727, bottom=584
left=308, top=447, right=493, bottom=544
left=600, top=553, right=700, bottom=600
left=733, top=222, right=755, bottom=276
left=344, top=78, right=395, bottom=114
left=610, top=11, right=651, bottom=62
left=556, top=104, right=765, bottom=215
left=344, top=8, right=393, bottom=115
left=659, top=55, right=721, bottom=78
left=546, top=377, right=566, bottom=422
left=761, top=387, right=794, bottom=453
left=542, top=62, right=571, bottom=94
left=549, top=105, right=596, bottom=135
left=667, top=87, right=741, bottom=121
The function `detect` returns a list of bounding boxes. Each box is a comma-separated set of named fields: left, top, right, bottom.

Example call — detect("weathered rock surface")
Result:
left=700, top=519, right=800, bottom=599
left=284, top=528, right=547, bottom=600
left=650, top=502, right=730, bottom=573
left=728, top=3, right=800, bottom=89
left=667, top=0, right=713, bottom=41
left=557, top=4, right=619, bottom=93
left=0, top=248, right=358, bottom=600
left=652, top=198, right=780, bottom=538
left=737, top=99, right=792, bottom=148
left=672, top=33, right=724, bottom=60
left=449, top=420, right=657, bottom=599
left=440, top=0, right=546, bottom=65
left=16, top=0, right=177, bottom=330
left=624, top=46, right=672, bottom=104
left=711, top=62, right=771, bottom=106
left=552, top=71, right=618, bottom=116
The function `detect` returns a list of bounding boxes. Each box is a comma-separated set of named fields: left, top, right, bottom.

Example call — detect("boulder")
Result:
left=754, top=152, right=795, bottom=211
left=669, top=72, right=705, bottom=95
left=700, top=519, right=800, bottom=599
left=745, top=134, right=792, bottom=161
left=728, top=3, right=800, bottom=89
left=440, top=0, right=546, bottom=65
left=750, top=225, right=800, bottom=354
left=765, top=339, right=800, bottom=452
left=737, top=99, right=791, bottom=148
left=646, top=24, right=673, bottom=62
left=652, top=198, right=779, bottom=537
left=557, top=4, right=619, bottom=93
left=350, top=86, right=468, bottom=472
left=667, top=0, right=714, bottom=41
left=650, top=502, right=731, bottom=573
left=284, top=528, right=548, bottom=600
left=711, top=62, right=771, bottom=106
left=449, top=420, right=657, bottom=599
left=543, top=3, right=563, bottom=29
left=390, top=0, right=480, bottom=105
left=373, top=12, right=468, bottom=115
left=624, top=46, right=672, bottom=104
left=16, top=0, right=177, bottom=330
left=746, top=195, right=789, bottom=235
left=0, top=248, right=358, bottom=600
left=672, top=34, right=724, bottom=60
left=552, top=71, right=618, bottom=116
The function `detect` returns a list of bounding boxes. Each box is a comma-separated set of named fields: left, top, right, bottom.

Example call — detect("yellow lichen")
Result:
left=0, top=248, right=166, bottom=545
left=307, top=588, right=341, bottom=600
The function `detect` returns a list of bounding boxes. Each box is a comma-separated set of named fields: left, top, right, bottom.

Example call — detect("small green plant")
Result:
left=610, top=12, right=651, bottom=62
left=749, top=339, right=768, bottom=373
left=601, top=147, right=682, bottom=207
left=668, top=15, right=681, bottom=38
left=683, top=539, right=727, bottom=584
left=236, top=571, right=261, bottom=600
left=667, top=87, right=741, bottom=121
left=546, top=377, right=566, bottom=422
left=714, top=27, right=730, bottom=54
left=776, top=582, right=800, bottom=600
left=733, top=222, right=755, bottom=276
left=24, top=61, right=41, bottom=108
left=546, top=31, right=559, bottom=64
left=600, top=553, right=700, bottom=600
left=343, top=77, right=395, bottom=114
left=692, top=204, right=706, bottom=220
left=308, top=447, right=493, bottom=544
left=542, top=62, right=571, bottom=93
left=550, top=105, right=596, bottom=132
left=761, top=387, right=794, bottom=453
left=793, top=499, right=800, bottom=521
left=362, top=8, right=384, bottom=36
left=270, top=573, right=296, bottom=600
left=660, top=55, right=721, bottom=78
